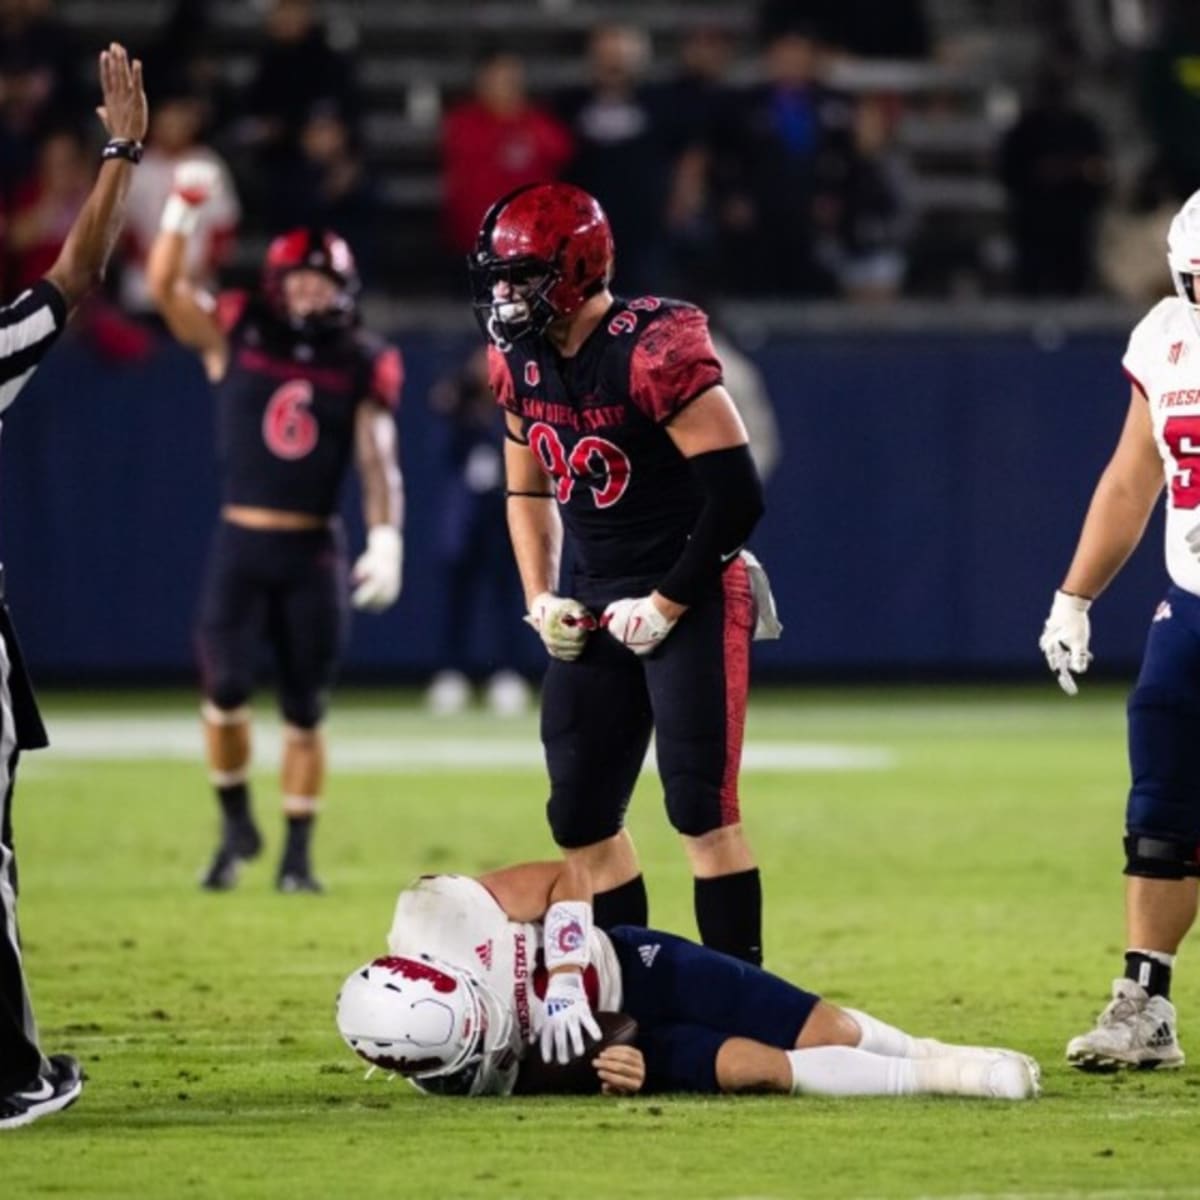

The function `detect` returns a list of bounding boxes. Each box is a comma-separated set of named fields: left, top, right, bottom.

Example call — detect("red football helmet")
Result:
left=469, top=183, right=614, bottom=347
left=262, top=227, right=360, bottom=336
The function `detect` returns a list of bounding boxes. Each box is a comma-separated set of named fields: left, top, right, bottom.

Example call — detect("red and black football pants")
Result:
left=195, top=521, right=349, bottom=729
left=541, top=559, right=755, bottom=848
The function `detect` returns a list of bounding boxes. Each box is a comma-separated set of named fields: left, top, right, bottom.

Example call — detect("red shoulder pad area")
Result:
left=629, top=306, right=723, bottom=423
left=368, top=345, right=404, bottom=410
left=487, top=344, right=518, bottom=412
left=215, top=289, right=249, bottom=335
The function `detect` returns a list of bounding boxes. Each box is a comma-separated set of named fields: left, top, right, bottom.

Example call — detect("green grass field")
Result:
left=5, top=686, right=1200, bottom=1198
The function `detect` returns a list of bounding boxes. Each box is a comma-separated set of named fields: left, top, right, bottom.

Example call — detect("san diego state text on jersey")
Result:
left=489, top=297, right=723, bottom=579
left=215, top=291, right=403, bottom=518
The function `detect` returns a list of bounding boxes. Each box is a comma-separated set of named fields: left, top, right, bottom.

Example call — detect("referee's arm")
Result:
left=0, top=43, right=147, bottom=411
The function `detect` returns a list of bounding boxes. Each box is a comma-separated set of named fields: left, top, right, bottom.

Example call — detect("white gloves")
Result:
left=535, top=971, right=601, bottom=1065
left=1039, top=589, right=1092, bottom=695
left=160, top=160, right=221, bottom=237
left=352, top=526, right=403, bottom=613
left=603, top=595, right=678, bottom=656
left=525, top=592, right=595, bottom=661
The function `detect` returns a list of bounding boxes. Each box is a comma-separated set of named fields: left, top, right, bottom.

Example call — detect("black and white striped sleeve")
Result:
left=0, top=280, right=69, bottom=414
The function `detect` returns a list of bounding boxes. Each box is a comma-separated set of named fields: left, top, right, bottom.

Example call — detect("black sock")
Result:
left=283, top=815, right=314, bottom=868
left=1125, top=950, right=1173, bottom=999
left=217, top=782, right=250, bottom=824
left=695, top=868, right=763, bottom=966
left=593, top=875, right=648, bottom=930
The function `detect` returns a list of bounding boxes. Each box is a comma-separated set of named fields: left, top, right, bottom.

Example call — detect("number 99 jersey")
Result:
left=489, top=296, right=723, bottom=581
left=1123, top=296, right=1200, bottom=597
left=214, top=291, right=403, bottom=517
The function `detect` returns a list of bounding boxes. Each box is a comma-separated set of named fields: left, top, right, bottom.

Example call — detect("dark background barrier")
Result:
left=1, top=322, right=1165, bottom=682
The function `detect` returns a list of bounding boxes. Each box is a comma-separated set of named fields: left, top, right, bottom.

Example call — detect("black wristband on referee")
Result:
left=101, top=138, right=144, bottom=164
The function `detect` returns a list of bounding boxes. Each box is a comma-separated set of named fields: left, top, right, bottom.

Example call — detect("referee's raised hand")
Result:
left=96, top=42, right=147, bottom=143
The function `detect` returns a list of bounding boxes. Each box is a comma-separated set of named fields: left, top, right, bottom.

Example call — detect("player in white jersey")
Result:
left=335, top=858, right=1039, bottom=1099
left=1039, top=189, right=1200, bottom=1071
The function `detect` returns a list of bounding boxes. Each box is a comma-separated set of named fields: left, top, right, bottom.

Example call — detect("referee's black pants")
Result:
left=0, top=603, right=49, bottom=1094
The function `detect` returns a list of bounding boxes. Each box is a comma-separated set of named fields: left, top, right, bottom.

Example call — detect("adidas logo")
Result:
left=1147, top=1022, right=1175, bottom=1049
left=474, top=940, right=493, bottom=971
left=638, top=944, right=660, bottom=969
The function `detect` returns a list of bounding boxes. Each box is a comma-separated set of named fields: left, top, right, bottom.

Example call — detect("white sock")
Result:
left=787, top=1046, right=918, bottom=1097
left=844, top=1007, right=919, bottom=1057
left=846, top=1006, right=996, bottom=1060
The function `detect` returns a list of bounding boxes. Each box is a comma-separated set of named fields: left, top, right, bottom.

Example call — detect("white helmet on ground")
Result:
left=1167, top=189, right=1200, bottom=325
left=335, top=954, right=518, bottom=1097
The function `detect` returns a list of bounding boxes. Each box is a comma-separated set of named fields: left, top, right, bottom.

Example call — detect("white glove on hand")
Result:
left=352, top=526, right=403, bottom=612
left=525, top=592, right=595, bottom=661
left=602, top=595, right=677, bottom=656
left=1039, top=589, right=1092, bottom=696
left=535, top=971, right=601, bottom=1066
left=160, top=160, right=221, bottom=236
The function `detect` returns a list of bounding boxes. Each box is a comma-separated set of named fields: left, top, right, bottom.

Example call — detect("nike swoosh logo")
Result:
left=720, top=547, right=743, bottom=564
left=14, top=1079, right=54, bottom=1102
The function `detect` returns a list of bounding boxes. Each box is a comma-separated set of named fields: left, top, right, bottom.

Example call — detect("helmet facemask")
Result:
left=468, top=253, right=563, bottom=350
left=336, top=954, right=517, bottom=1099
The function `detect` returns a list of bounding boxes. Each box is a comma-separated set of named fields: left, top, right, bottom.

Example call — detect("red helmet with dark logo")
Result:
left=469, top=183, right=615, bottom=347
left=262, top=227, right=360, bottom=337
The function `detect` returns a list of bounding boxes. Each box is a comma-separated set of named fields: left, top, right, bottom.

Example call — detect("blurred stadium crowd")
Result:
left=3, top=0, right=1200, bottom=310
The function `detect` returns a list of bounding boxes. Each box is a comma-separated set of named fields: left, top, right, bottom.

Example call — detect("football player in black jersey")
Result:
left=147, top=163, right=404, bottom=893
left=471, top=182, right=776, bottom=965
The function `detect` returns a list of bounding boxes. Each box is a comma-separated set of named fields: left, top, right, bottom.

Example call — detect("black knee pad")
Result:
left=208, top=677, right=252, bottom=714
left=545, top=788, right=626, bottom=850
left=663, top=774, right=726, bottom=838
left=1124, top=832, right=1200, bottom=879
left=279, top=686, right=327, bottom=731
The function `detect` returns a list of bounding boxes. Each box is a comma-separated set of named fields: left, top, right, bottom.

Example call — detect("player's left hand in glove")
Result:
left=603, top=594, right=678, bottom=656
left=1039, top=589, right=1092, bottom=696
left=535, top=971, right=602, bottom=1065
left=352, top=526, right=403, bottom=612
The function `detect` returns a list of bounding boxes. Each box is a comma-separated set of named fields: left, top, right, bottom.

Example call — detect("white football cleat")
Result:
left=426, top=670, right=471, bottom=717
left=1066, top=978, right=1184, bottom=1072
left=485, top=670, right=531, bottom=717
left=915, top=1052, right=1040, bottom=1100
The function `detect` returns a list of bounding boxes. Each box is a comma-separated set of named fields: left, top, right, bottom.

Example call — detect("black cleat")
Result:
left=0, top=1055, right=83, bottom=1131
left=276, top=864, right=324, bottom=894
left=200, top=818, right=263, bottom=891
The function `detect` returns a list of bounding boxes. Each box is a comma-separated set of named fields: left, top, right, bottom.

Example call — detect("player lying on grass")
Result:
left=335, top=858, right=1039, bottom=1099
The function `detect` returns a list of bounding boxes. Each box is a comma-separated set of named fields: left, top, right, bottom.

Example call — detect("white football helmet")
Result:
left=1167, top=189, right=1200, bottom=334
left=336, top=954, right=518, bottom=1097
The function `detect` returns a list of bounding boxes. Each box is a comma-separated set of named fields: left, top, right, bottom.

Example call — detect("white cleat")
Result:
left=1066, top=978, right=1184, bottom=1072
left=910, top=1036, right=1041, bottom=1083
left=485, top=670, right=531, bottom=717
left=426, top=670, right=471, bottom=717
left=916, top=1052, right=1041, bottom=1100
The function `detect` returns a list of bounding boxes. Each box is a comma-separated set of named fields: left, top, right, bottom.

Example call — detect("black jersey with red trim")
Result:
left=489, top=296, right=723, bottom=580
left=214, top=291, right=403, bottom=517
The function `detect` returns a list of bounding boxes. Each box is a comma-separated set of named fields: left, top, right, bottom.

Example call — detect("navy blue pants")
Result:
left=540, top=561, right=755, bottom=848
left=196, top=522, right=349, bottom=729
left=608, top=925, right=819, bottom=1093
left=1127, top=586, right=1200, bottom=853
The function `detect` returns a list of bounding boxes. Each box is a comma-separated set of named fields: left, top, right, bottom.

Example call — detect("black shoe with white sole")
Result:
left=0, top=1055, right=83, bottom=1131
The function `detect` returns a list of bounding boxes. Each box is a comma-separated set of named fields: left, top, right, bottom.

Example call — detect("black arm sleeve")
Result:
left=657, top=444, right=765, bottom=607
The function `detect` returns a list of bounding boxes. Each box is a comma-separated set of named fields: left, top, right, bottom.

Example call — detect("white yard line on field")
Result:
left=24, top=715, right=894, bottom=773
